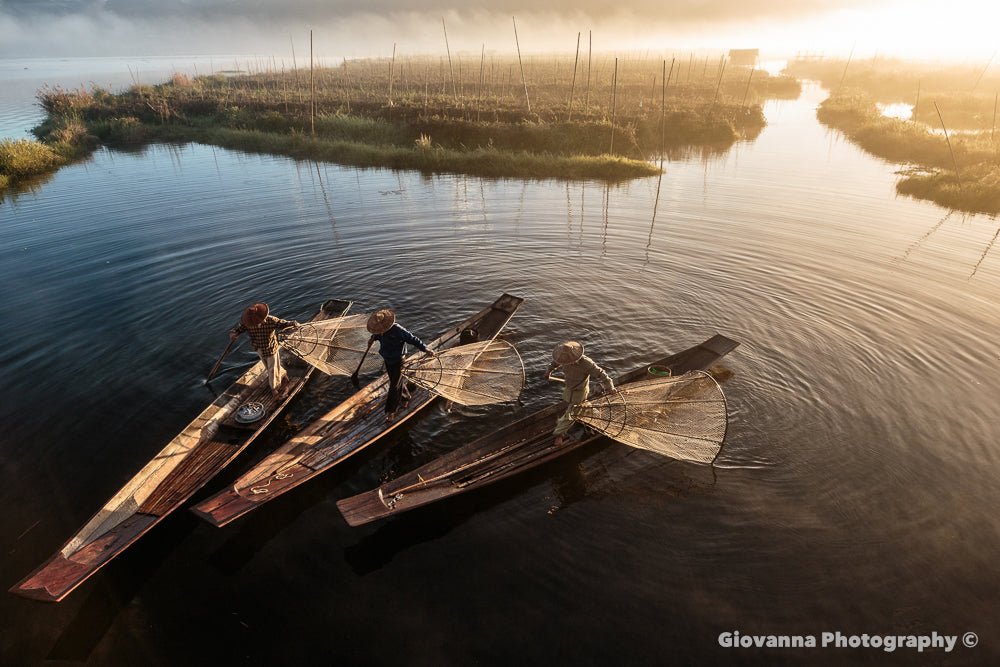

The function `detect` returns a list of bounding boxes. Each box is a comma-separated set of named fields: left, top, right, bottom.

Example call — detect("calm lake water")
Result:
left=1, top=58, right=998, bottom=665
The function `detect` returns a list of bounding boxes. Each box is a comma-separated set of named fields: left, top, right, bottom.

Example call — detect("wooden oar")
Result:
left=205, top=338, right=236, bottom=384
left=351, top=338, right=375, bottom=388
left=208, top=321, right=300, bottom=385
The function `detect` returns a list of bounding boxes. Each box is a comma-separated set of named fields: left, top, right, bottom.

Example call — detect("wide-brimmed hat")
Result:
left=241, top=303, right=269, bottom=327
left=367, top=309, right=396, bottom=334
left=553, top=341, right=584, bottom=364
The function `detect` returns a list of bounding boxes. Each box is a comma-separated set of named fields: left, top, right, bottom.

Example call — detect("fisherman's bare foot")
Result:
left=386, top=412, right=396, bottom=422
left=554, top=436, right=564, bottom=446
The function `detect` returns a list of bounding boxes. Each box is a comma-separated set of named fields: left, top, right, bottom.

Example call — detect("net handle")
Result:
left=570, top=387, right=630, bottom=440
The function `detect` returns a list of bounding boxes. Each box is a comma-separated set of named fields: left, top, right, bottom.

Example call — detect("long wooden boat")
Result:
left=336, top=334, right=738, bottom=527
left=10, top=299, right=352, bottom=602
left=191, top=293, right=525, bottom=527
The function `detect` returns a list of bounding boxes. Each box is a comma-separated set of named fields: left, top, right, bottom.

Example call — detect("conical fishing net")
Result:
left=276, top=314, right=383, bottom=376
left=570, top=370, right=728, bottom=463
left=403, top=339, right=525, bottom=406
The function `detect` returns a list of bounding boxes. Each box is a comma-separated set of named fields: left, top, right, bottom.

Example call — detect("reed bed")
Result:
left=789, top=56, right=1000, bottom=214
left=817, top=88, right=1000, bottom=214
left=5, top=51, right=798, bottom=192
left=787, top=55, right=1000, bottom=130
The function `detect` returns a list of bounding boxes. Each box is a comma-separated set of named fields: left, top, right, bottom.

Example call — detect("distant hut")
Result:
left=728, top=49, right=759, bottom=68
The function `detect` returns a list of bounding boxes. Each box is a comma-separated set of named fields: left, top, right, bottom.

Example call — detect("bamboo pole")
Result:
left=585, top=30, right=592, bottom=110
left=513, top=17, right=531, bottom=113
left=992, top=92, right=997, bottom=142
left=310, top=29, right=314, bottom=136
left=609, top=57, right=618, bottom=154
left=477, top=44, right=485, bottom=122
left=972, top=51, right=996, bottom=93
left=934, top=101, right=962, bottom=189
left=290, top=36, right=299, bottom=94
left=568, top=32, right=580, bottom=121
left=836, top=43, right=855, bottom=95
left=741, top=67, right=754, bottom=107
left=651, top=59, right=667, bottom=228
left=712, top=55, right=726, bottom=105
left=660, top=59, right=667, bottom=162
left=343, top=58, right=352, bottom=113
left=388, top=43, right=396, bottom=106
left=442, top=18, right=456, bottom=98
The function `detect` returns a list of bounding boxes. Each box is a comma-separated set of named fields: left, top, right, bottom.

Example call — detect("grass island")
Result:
left=2, top=53, right=799, bottom=194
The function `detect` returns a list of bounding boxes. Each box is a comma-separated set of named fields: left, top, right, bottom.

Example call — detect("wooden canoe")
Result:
left=190, top=293, right=525, bottom=528
left=10, top=298, right=352, bottom=602
left=336, top=334, right=739, bottom=527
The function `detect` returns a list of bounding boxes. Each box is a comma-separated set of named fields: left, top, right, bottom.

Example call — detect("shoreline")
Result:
left=3, top=55, right=790, bottom=191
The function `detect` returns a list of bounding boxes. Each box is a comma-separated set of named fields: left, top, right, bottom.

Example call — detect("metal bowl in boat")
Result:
left=235, top=401, right=266, bottom=423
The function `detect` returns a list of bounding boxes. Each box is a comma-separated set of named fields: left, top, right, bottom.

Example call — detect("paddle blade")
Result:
left=403, top=339, right=525, bottom=406
left=570, top=370, right=728, bottom=463
left=277, top=314, right=383, bottom=376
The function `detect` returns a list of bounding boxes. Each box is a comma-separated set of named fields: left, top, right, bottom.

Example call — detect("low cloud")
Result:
left=6, top=0, right=866, bottom=24
left=0, top=0, right=885, bottom=59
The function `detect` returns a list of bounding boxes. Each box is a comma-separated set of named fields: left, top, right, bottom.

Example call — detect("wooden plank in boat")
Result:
left=9, top=298, right=351, bottom=602
left=336, top=334, right=739, bottom=527
left=191, top=293, right=525, bottom=528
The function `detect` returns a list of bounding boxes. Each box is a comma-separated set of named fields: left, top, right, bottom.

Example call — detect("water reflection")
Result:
left=2, top=67, right=1000, bottom=665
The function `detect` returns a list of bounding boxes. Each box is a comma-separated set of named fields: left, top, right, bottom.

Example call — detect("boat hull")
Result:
left=10, top=299, right=352, bottom=602
left=191, top=293, right=525, bottom=527
left=336, top=334, right=739, bottom=527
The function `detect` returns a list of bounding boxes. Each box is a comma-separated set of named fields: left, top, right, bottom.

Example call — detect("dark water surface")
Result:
left=1, top=60, right=998, bottom=665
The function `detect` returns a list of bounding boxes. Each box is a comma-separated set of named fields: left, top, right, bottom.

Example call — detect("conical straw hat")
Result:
left=367, top=309, right=396, bottom=334
left=241, top=303, right=269, bottom=327
left=553, top=341, right=584, bottom=364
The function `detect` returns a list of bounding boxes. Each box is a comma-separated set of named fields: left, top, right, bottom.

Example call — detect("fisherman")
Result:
left=229, top=303, right=299, bottom=399
left=367, top=309, right=435, bottom=422
left=544, top=341, right=615, bottom=446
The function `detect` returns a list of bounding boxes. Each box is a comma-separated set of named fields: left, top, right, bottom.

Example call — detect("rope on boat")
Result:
left=249, top=471, right=295, bottom=494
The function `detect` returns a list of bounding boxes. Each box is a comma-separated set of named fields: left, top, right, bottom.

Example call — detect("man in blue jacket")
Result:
left=367, top=309, right=435, bottom=421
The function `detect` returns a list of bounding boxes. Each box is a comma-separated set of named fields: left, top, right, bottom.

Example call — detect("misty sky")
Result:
left=1, top=0, right=995, bottom=61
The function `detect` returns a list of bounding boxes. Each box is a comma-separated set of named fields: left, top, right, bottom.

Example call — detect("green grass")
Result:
left=163, top=125, right=659, bottom=180
left=0, top=139, right=66, bottom=178
left=0, top=116, right=96, bottom=194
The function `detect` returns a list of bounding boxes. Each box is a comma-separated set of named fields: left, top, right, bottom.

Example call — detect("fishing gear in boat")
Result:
left=276, top=314, right=383, bottom=377
left=402, top=338, right=525, bottom=406
left=569, top=369, right=728, bottom=464
left=277, top=317, right=525, bottom=407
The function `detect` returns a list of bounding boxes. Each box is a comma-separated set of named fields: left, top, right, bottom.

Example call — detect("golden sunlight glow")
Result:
left=609, top=0, right=1000, bottom=63
left=761, top=0, right=1000, bottom=61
